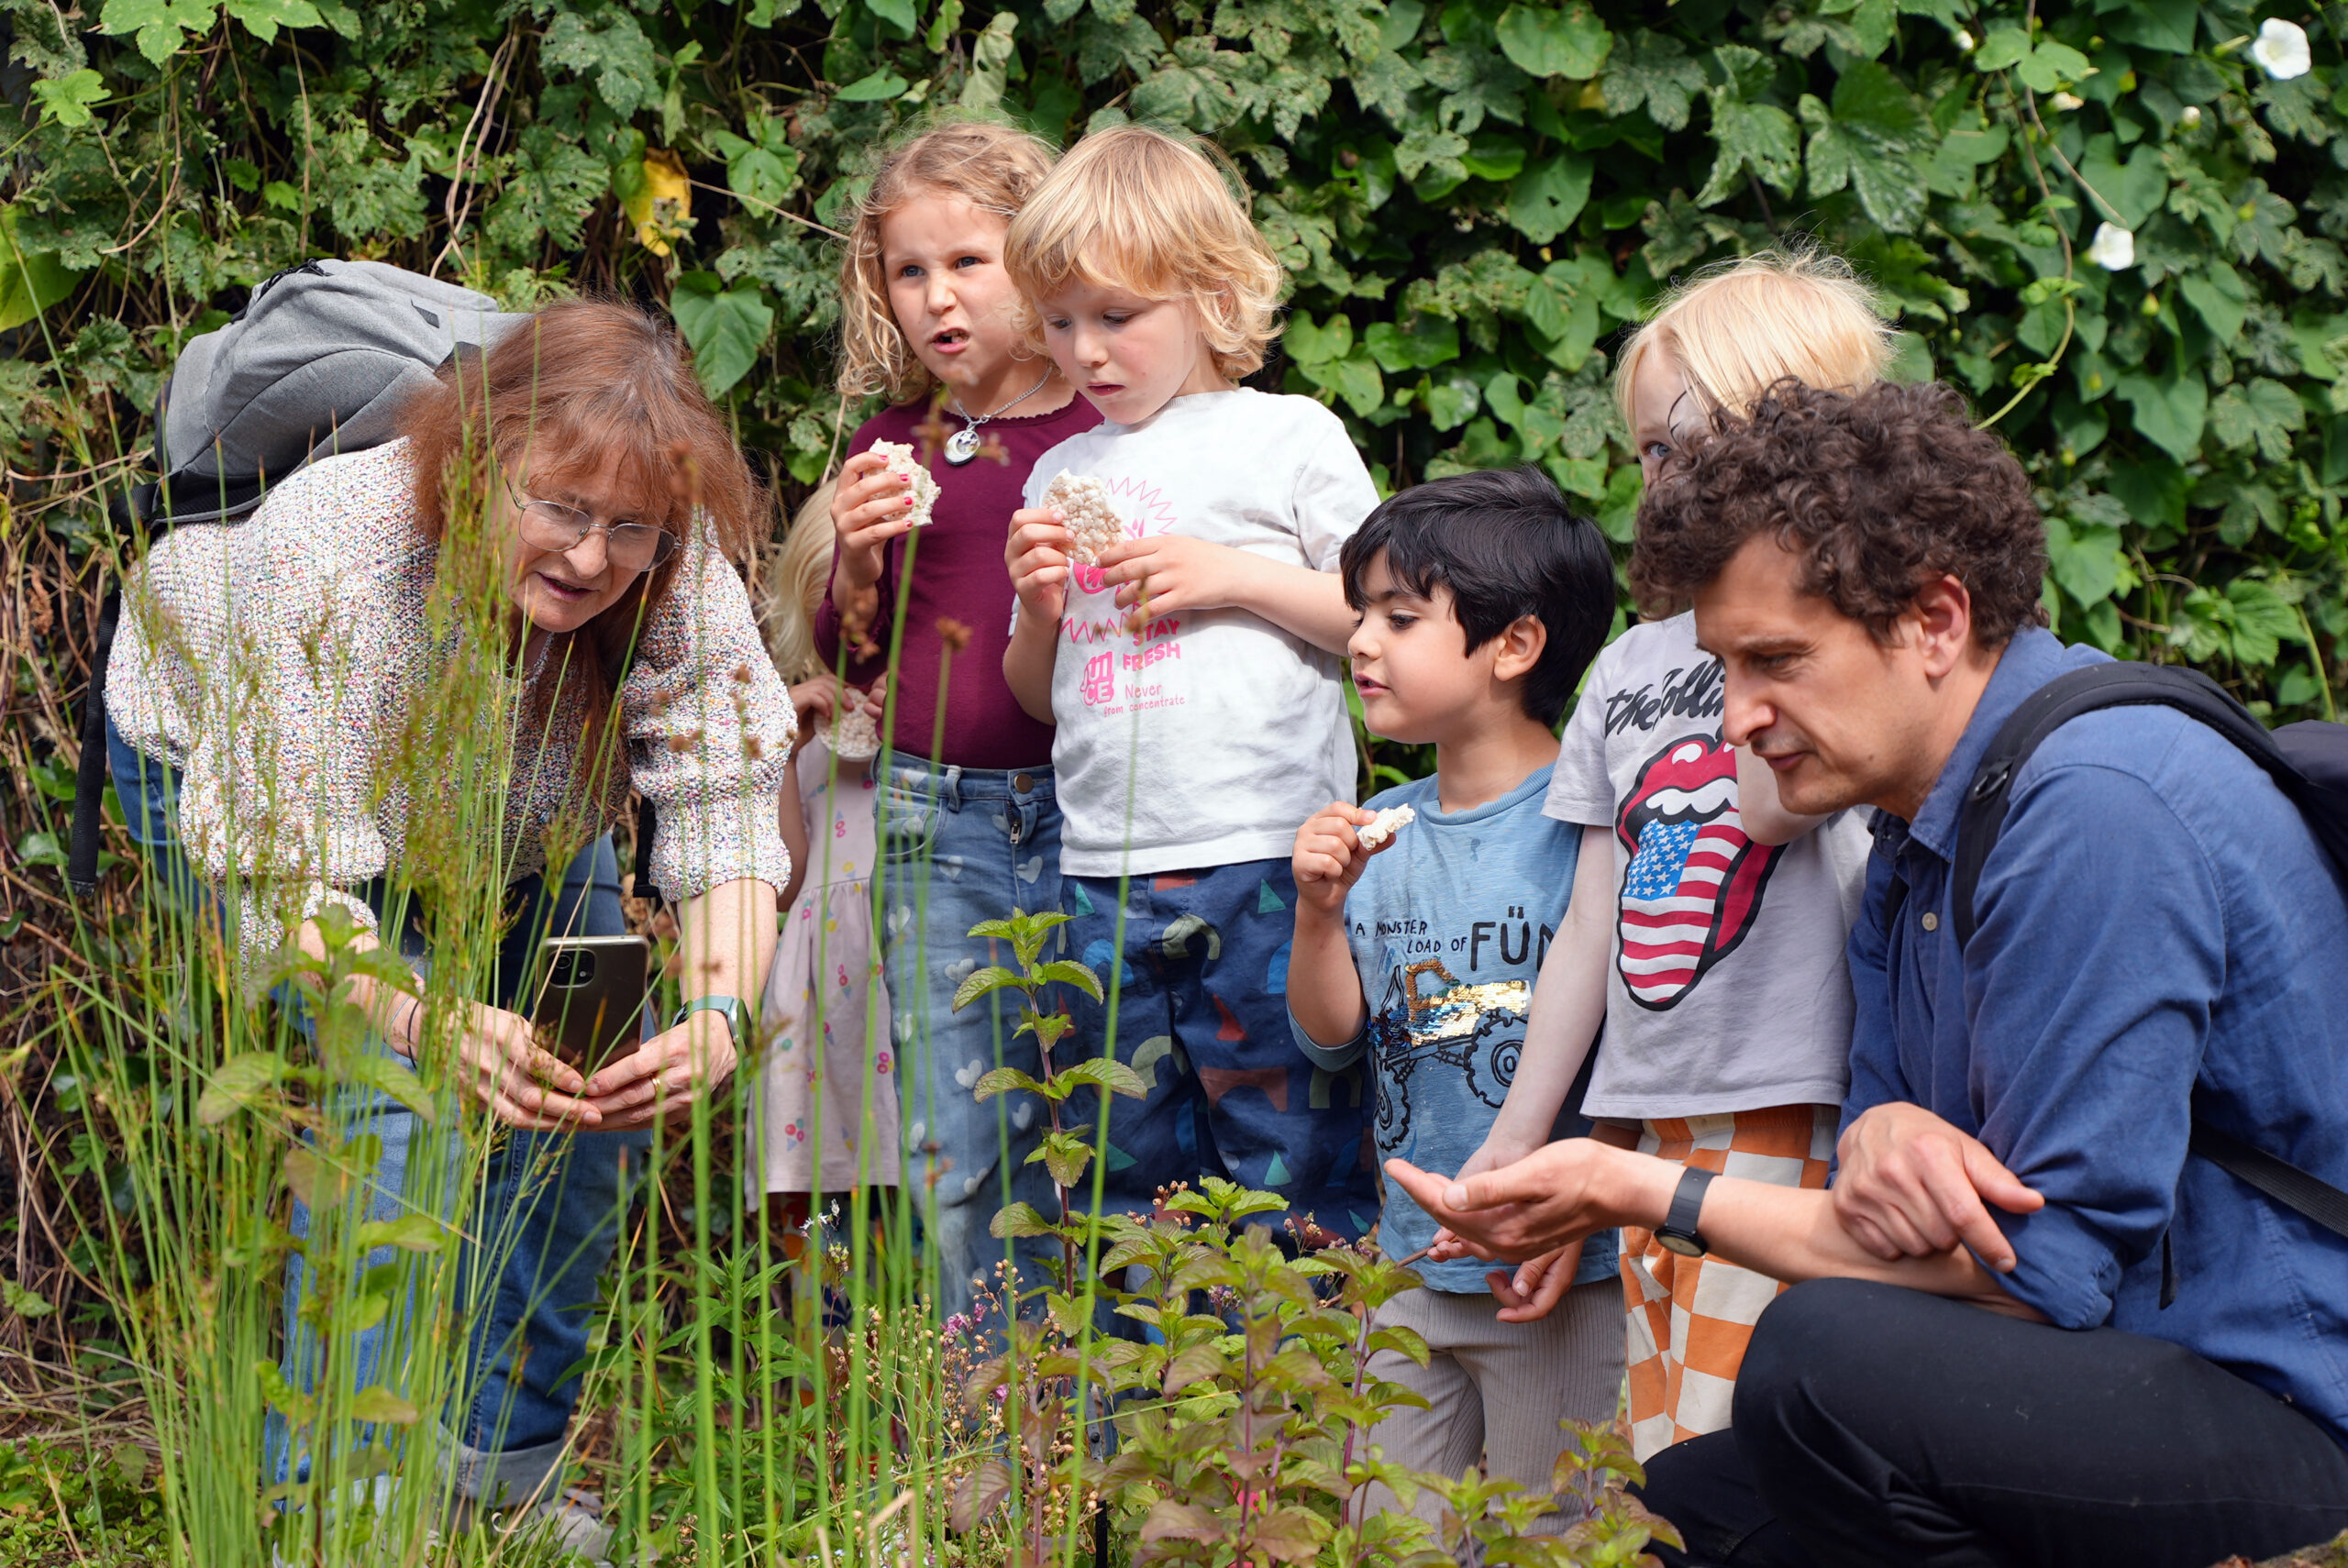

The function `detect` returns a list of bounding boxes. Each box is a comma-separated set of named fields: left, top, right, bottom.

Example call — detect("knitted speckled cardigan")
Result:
left=107, top=440, right=795, bottom=960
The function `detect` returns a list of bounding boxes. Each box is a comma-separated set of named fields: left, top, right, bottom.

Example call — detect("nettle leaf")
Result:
left=670, top=272, right=774, bottom=398
left=539, top=6, right=661, bottom=121
left=2209, top=378, right=2306, bottom=462
left=1600, top=29, right=1704, bottom=133
left=1493, top=3, right=1611, bottom=80
left=973, top=1065, right=1050, bottom=1102
left=1799, top=61, right=1933, bottom=232
left=98, top=0, right=216, bottom=66
left=1508, top=152, right=1591, bottom=244
left=2115, top=363, right=2208, bottom=463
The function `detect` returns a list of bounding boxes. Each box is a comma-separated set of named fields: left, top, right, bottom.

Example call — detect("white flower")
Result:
left=2181, top=105, right=2203, bottom=128
left=2251, top=17, right=2312, bottom=80
left=2049, top=91, right=2086, bottom=111
left=2087, top=222, right=2135, bottom=271
left=1953, top=27, right=1976, bottom=52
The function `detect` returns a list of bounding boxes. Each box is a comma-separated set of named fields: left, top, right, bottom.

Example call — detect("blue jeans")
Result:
left=876, top=749, right=1063, bottom=1321
left=108, top=720, right=649, bottom=1504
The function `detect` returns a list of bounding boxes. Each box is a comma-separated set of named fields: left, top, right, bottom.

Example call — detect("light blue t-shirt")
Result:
left=1292, top=766, right=1619, bottom=1294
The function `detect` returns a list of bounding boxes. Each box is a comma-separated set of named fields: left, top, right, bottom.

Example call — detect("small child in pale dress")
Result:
left=757, top=480, right=899, bottom=1236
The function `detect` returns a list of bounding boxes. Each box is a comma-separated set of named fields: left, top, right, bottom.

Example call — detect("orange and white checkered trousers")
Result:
left=1619, top=1103, right=1837, bottom=1461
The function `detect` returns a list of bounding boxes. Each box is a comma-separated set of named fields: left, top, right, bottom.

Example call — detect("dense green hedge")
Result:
left=3, top=0, right=2346, bottom=721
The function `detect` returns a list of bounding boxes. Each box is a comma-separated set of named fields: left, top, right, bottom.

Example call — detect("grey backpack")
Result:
left=72, top=259, right=529, bottom=891
left=133, top=258, right=528, bottom=525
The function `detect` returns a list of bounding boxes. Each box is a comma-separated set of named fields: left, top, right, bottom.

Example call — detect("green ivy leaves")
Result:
left=13, top=0, right=2348, bottom=723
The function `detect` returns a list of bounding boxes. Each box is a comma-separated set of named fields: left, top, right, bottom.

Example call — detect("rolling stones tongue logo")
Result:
left=1614, top=734, right=1783, bottom=1010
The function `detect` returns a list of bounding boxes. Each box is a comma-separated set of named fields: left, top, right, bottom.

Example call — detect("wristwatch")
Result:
left=1654, top=1166, right=1717, bottom=1258
left=672, top=994, right=752, bottom=1050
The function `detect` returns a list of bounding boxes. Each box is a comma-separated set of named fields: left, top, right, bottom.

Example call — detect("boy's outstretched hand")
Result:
left=1292, top=801, right=1390, bottom=915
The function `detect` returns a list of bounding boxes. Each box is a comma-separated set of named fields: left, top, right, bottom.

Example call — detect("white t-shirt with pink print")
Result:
left=1021, top=387, right=1377, bottom=877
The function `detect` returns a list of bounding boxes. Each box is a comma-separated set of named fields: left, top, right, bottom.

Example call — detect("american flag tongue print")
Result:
left=1615, top=734, right=1782, bottom=1010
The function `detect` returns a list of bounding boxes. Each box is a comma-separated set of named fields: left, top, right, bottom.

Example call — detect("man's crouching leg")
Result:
left=1640, top=1275, right=2348, bottom=1568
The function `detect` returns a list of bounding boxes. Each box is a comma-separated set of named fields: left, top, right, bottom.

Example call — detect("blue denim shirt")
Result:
left=1844, top=628, right=2348, bottom=1444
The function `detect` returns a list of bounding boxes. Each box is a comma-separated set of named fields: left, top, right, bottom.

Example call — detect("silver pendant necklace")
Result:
left=944, top=371, right=1054, bottom=465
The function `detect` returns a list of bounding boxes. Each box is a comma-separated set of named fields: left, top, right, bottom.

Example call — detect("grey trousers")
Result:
left=1356, top=1279, right=1625, bottom=1541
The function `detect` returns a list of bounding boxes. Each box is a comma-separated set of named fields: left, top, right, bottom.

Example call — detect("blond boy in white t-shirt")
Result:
left=995, top=126, right=1380, bottom=1252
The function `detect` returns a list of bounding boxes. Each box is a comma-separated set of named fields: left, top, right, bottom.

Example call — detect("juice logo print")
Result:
left=1615, top=734, right=1782, bottom=1010
left=1056, top=472, right=1185, bottom=714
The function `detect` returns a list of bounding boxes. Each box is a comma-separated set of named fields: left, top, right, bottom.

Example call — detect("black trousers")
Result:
left=1634, top=1277, right=2348, bottom=1568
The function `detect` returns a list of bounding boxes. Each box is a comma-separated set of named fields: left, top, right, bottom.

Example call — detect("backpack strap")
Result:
left=1950, top=663, right=2288, bottom=947
left=2190, top=1121, right=2348, bottom=1243
left=1945, top=659, right=2348, bottom=1245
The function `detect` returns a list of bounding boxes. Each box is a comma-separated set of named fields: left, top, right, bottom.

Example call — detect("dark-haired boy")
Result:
left=1287, top=466, right=1623, bottom=1532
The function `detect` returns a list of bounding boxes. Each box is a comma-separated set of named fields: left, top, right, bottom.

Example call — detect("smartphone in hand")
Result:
left=533, top=934, right=651, bottom=1076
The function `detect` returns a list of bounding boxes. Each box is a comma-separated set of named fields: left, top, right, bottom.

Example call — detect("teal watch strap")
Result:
left=672, top=993, right=751, bottom=1047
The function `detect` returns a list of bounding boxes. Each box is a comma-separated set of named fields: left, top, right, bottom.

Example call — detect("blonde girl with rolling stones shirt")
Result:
left=1433, top=249, right=1888, bottom=1460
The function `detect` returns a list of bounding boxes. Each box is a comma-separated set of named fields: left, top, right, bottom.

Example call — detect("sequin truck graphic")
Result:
left=1614, top=734, right=1783, bottom=1010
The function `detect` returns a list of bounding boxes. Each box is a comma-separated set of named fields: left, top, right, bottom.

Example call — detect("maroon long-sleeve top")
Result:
left=814, top=394, right=1102, bottom=771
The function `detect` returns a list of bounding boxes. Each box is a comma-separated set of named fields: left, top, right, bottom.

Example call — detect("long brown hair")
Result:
left=400, top=297, right=766, bottom=793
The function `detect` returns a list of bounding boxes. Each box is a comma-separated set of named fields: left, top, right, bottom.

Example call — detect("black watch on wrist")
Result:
left=1655, top=1166, right=1716, bottom=1258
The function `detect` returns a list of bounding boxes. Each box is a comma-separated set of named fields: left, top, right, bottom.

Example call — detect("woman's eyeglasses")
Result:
left=507, top=482, right=679, bottom=572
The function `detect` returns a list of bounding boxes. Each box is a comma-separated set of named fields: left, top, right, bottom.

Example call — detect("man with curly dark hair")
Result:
left=1390, top=381, right=2348, bottom=1567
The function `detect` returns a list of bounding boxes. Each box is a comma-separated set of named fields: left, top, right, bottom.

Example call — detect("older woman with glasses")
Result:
left=104, top=297, right=793, bottom=1556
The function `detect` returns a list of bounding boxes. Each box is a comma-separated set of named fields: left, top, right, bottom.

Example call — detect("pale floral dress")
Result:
left=757, top=738, right=900, bottom=1193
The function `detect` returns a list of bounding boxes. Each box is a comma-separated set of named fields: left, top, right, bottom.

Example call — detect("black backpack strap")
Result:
left=67, top=589, right=122, bottom=897
left=2191, top=1119, right=2348, bottom=1242
left=1950, top=663, right=2287, bottom=946
left=1945, top=659, right=2348, bottom=1247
